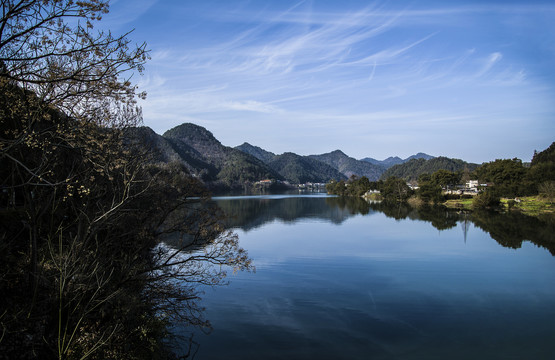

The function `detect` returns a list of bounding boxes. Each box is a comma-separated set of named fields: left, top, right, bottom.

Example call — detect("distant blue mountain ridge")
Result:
left=361, top=152, right=435, bottom=169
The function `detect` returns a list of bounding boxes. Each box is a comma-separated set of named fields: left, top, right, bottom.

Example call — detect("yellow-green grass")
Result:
left=444, top=196, right=554, bottom=216
left=501, top=196, right=554, bottom=216
left=443, top=198, right=474, bottom=210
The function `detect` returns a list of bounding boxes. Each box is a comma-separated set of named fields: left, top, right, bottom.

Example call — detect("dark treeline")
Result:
left=327, top=175, right=413, bottom=202
left=0, top=2, right=251, bottom=359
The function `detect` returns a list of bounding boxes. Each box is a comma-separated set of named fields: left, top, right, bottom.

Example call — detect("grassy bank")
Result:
left=501, top=196, right=554, bottom=216
left=443, top=196, right=554, bottom=216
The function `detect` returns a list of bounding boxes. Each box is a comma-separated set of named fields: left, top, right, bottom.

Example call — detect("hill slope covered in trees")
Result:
left=309, top=150, right=385, bottom=181
left=236, top=142, right=277, bottom=163
left=161, top=123, right=283, bottom=188
left=267, top=152, right=347, bottom=184
left=381, top=157, right=479, bottom=181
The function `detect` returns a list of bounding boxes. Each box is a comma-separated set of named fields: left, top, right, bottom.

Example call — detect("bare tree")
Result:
left=0, top=0, right=147, bottom=117
left=0, top=2, right=252, bottom=359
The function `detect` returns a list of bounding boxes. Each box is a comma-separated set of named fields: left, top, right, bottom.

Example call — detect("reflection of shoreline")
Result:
left=470, top=210, right=555, bottom=255
left=213, top=195, right=369, bottom=231
left=366, top=200, right=555, bottom=256
left=215, top=195, right=555, bottom=256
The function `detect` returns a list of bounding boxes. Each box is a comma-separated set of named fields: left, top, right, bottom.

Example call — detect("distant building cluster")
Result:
left=297, top=183, right=327, bottom=191
left=443, top=180, right=489, bottom=196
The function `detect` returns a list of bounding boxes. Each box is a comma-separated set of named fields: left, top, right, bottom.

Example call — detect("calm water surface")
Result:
left=175, top=194, right=555, bottom=359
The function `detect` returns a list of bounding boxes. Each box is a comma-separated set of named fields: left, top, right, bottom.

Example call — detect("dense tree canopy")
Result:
left=473, top=158, right=534, bottom=197
left=528, top=142, right=555, bottom=191
left=381, top=156, right=478, bottom=182
left=381, top=176, right=413, bottom=202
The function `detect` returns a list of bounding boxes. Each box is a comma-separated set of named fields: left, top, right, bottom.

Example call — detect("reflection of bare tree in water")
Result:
left=136, top=168, right=254, bottom=358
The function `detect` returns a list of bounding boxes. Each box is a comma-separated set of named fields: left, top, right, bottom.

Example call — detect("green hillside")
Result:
left=310, top=150, right=385, bottom=181
left=161, top=123, right=283, bottom=188
left=381, top=156, right=479, bottom=181
left=268, top=152, right=347, bottom=184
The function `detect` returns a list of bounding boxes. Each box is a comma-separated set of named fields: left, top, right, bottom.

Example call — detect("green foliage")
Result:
left=417, top=182, right=443, bottom=203
left=473, top=158, right=534, bottom=197
left=531, top=142, right=555, bottom=167
left=381, top=176, right=413, bottom=202
left=345, top=175, right=371, bottom=197
left=472, top=189, right=501, bottom=209
left=414, top=169, right=461, bottom=204
left=431, top=169, right=461, bottom=187
left=527, top=142, right=555, bottom=187
left=326, top=176, right=379, bottom=197
left=381, top=157, right=478, bottom=182
left=326, top=179, right=347, bottom=196
left=538, top=181, right=555, bottom=204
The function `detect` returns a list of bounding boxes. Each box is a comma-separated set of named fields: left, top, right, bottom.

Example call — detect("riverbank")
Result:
left=444, top=196, right=554, bottom=216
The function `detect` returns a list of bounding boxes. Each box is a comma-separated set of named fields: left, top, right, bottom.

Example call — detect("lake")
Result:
left=172, top=194, right=555, bottom=359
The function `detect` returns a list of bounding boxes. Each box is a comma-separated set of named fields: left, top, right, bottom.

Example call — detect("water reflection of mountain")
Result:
left=213, top=196, right=374, bottom=231
left=214, top=195, right=555, bottom=256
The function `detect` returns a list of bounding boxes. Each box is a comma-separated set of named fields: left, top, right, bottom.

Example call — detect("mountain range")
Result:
left=361, top=153, right=435, bottom=169
left=128, top=122, right=477, bottom=190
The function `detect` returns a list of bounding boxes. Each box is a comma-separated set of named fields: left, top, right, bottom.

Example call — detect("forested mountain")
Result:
left=309, top=150, right=385, bottom=181
left=155, top=123, right=283, bottom=188
left=125, top=126, right=202, bottom=168
left=267, top=152, right=347, bottom=184
left=235, top=142, right=277, bottom=163
left=361, top=152, right=435, bottom=169
left=234, top=143, right=351, bottom=183
left=381, top=156, right=479, bottom=181
left=129, top=124, right=347, bottom=188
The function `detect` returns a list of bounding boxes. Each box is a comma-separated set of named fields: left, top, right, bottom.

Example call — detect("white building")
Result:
left=466, top=180, right=479, bottom=189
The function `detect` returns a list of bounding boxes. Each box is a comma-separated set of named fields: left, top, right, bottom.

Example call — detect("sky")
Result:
left=102, top=0, right=554, bottom=163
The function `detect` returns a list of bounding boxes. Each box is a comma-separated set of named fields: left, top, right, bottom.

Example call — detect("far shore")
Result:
left=443, top=196, right=554, bottom=217
left=363, top=192, right=554, bottom=217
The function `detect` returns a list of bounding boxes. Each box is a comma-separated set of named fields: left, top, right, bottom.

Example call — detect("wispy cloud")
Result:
left=133, top=0, right=555, bottom=163
left=103, top=0, right=160, bottom=28
left=476, top=52, right=503, bottom=77
left=222, top=100, right=283, bottom=114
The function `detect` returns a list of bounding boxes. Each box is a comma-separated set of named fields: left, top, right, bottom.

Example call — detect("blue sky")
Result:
left=103, top=0, right=554, bottom=163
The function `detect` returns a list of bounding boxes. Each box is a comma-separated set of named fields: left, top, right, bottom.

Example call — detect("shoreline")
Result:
left=443, top=196, right=554, bottom=217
